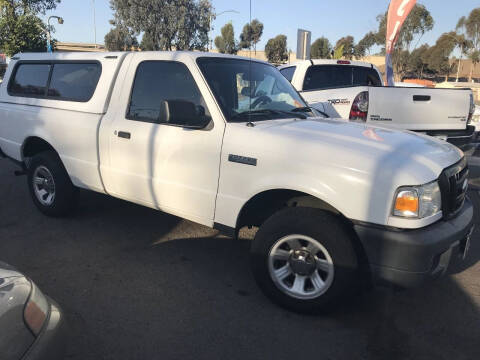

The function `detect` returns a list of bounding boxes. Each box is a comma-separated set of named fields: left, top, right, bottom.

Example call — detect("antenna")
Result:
left=248, top=0, right=252, bottom=124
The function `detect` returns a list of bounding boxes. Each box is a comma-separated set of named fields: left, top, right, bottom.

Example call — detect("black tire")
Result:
left=250, top=207, right=360, bottom=314
left=27, top=151, right=78, bottom=217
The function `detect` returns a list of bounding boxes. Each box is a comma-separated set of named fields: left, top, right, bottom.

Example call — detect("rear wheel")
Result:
left=250, top=207, right=360, bottom=313
left=27, top=151, right=78, bottom=217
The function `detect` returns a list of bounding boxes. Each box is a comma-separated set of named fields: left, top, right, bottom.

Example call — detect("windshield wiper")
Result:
left=276, top=110, right=307, bottom=119
left=230, top=109, right=307, bottom=122
left=230, top=109, right=286, bottom=122
left=291, top=106, right=313, bottom=112
left=292, top=106, right=330, bottom=118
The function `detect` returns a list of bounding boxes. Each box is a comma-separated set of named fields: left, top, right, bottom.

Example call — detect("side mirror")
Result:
left=159, top=100, right=211, bottom=129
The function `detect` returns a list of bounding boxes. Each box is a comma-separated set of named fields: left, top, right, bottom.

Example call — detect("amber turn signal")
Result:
left=393, top=190, right=419, bottom=217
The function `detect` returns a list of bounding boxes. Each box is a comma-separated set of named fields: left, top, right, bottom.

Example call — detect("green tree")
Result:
left=140, top=31, right=157, bottom=51
left=239, top=19, right=263, bottom=54
left=392, top=49, right=411, bottom=81
left=425, top=32, right=458, bottom=80
left=332, top=44, right=344, bottom=60
left=214, top=22, right=237, bottom=54
left=407, top=44, right=431, bottom=78
left=449, top=19, right=472, bottom=81
left=2, top=0, right=59, bottom=13
left=372, top=4, right=433, bottom=80
left=265, top=35, right=287, bottom=64
left=354, top=31, right=376, bottom=58
left=110, top=0, right=213, bottom=51
left=0, top=0, right=59, bottom=56
left=465, top=8, right=480, bottom=51
left=470, top=50, right=480, bottom=81
left=310, top=37, right=331, bottom=59
left=456, top=16, right=472, bottom=59
left=104, top=20, right=138, bottom=51
left=335, top=36, right=355, bottom=59
left=374, top=4, right=434, bottom=53
left=464, top=8, right=480, bottom=81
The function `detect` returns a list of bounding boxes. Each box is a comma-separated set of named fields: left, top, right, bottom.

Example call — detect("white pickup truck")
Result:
left=0, top=52, right=474, bottom=313
left=279, top=60, right=476, bottom=148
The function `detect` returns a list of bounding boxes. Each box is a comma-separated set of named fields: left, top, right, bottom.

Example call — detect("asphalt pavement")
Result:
left=0, top=157, right=479, bottom=360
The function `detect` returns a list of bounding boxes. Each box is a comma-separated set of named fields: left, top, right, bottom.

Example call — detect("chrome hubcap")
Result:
left=268, top=234, right=334, bottom=299
left=33, top=166, right=56, bottom=206
left=289, top=249, right=317, bottom=276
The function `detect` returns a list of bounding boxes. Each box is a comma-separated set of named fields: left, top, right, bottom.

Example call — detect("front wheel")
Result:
left=250, top=207, right=360, bottom=313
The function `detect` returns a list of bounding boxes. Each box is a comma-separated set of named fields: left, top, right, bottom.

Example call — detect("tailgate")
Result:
left=367, top=87, right=471, bottom=131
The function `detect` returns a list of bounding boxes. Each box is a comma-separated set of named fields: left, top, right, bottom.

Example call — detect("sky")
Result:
left=43, top=0, right=478, bottom=53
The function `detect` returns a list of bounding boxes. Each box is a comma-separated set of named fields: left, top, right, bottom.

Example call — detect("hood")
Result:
left=229, top=117, right=462, bottom=184
left=221, top=117, right=463, bottom=227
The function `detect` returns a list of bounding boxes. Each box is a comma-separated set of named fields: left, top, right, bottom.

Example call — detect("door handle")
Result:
left=413, top=95, right=431, bottom=102
left=117, top=131, right=131, bottom=139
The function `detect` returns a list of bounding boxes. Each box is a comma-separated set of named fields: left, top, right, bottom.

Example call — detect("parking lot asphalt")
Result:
left=1, top=157, right=479, bottom=360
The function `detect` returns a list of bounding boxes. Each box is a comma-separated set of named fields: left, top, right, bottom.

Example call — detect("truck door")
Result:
left=100, top=53, right=225, bottom=226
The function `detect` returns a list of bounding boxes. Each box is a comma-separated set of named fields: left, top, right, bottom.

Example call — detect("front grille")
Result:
left=439, top=157, right=468, bottom=219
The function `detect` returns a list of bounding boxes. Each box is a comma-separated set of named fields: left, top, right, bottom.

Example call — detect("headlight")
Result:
left=392, top=181, right=441, bottom=219
left=24, top=281, right=49, bottom=336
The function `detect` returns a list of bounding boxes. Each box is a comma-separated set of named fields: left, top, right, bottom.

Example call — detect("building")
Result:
left=55, top=42, right=106, bottom=52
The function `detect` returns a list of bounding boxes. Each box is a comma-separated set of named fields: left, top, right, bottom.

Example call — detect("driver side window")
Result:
left=127, top=61, right=211, bottom=127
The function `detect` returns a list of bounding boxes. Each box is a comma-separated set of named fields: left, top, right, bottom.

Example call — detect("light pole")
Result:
left=92, top=0, right=97, bottom=49
left=209, top=10, right=239, bottom=51
left=46, top=16, right=64, bottom=53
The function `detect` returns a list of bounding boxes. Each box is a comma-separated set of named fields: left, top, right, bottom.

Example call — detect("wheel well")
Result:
left=236, top=189, right=340, bottom=230
left=236, top=189, right=371, bottom=280
left=22, top=137, right=56, bottom=160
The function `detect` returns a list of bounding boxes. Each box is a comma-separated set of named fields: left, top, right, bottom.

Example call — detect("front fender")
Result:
left=214, top=167, right=375, bottom=229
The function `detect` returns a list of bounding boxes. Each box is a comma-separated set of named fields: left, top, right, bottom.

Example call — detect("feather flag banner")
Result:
left=386, top=0, right=417, bottom=86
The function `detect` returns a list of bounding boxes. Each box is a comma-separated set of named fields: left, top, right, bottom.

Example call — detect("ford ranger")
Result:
left=0, top=52, right=474, bottom=313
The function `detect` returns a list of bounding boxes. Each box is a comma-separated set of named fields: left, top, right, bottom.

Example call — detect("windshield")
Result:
left=197, top=57, right=314, bottom=122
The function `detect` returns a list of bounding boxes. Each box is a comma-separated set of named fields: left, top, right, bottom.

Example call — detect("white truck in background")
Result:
left=279, top=60, right=476, bottom=148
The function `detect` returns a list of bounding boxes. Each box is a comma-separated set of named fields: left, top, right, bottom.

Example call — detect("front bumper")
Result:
left=354, top=197, right=474, bottom=288
left=22, top=299, right=67, bottom=360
